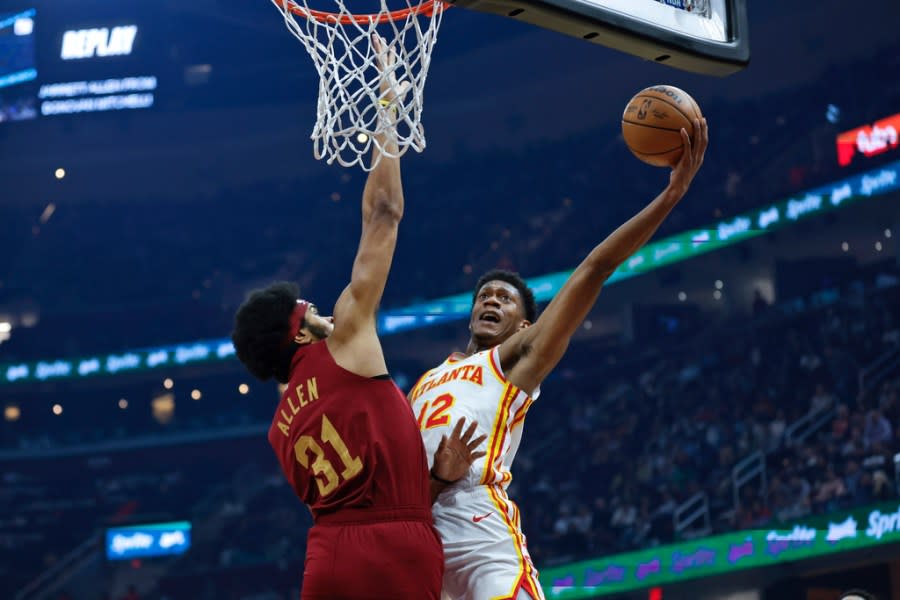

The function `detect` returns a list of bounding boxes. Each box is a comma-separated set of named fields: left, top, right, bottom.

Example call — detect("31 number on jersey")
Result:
left=294, top=414, right=363, bottom=497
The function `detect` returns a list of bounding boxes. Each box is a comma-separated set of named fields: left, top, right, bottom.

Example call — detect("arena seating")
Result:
left=2, top=42, right=899, bottom=599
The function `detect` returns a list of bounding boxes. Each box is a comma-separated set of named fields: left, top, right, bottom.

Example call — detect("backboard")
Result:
left=447, top=0, right=749, bottom=76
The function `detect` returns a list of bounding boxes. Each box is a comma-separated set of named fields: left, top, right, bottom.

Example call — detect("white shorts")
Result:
left=433, top=485, right=544, bottom=600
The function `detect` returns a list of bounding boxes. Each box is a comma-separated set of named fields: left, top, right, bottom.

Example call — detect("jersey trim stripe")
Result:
left=490, top=572, right=542, bottom=600
left=492, top=415, right=514, bottom=486
left=407, top=370, right=432, bottom=404
left=492, top=388, right=531, bottom=487
left=481, top=383, right=517, bottom=485
left=485, top=485, right=526, bottom=600
left=503, top=488, right=542, bottom=597
left=487, top=347, right=506, bottom=383
left=486, top=484, right=541, bottom=599
left=521, top=573, right=543, bottom=600
left=510, top=397, right=533, bottom=429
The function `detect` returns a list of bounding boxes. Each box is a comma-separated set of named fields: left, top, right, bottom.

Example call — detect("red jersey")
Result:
left=268, top=341, right=431, bottom=521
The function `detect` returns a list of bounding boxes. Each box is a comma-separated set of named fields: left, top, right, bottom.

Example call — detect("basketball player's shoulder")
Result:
left=445, top=350, right=468, bottom=364
left=445, top=349, right=500, bottom=375
left=429, top=350, right=473, bottom=372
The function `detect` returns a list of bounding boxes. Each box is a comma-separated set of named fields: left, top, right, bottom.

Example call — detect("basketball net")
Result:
left=271, top=0, right=447, bottom=170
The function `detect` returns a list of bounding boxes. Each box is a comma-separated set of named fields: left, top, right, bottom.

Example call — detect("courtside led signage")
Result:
left=836, top=112, right=900, bottom=166
left=541, top=502, right=900, bottom=598
left=105, top=521, right=191, bottom=560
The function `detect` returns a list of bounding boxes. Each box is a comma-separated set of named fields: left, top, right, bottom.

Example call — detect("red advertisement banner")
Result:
left=836, top=113, right=900, bottom=166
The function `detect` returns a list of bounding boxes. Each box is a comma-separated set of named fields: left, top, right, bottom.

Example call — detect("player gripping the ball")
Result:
left=411, top=117, right=708, bottom=600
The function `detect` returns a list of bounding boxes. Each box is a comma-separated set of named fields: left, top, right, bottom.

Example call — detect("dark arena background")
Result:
left=2, top=0, right=900, bottom=598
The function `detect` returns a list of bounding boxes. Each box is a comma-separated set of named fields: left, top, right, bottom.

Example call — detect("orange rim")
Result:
left=277, top=0, right=446, bottom=25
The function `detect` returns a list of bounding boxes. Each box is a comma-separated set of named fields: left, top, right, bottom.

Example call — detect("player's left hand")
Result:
left=432, top=418, right=487, bottom=484
left=668, top=117, right=708, bottom=198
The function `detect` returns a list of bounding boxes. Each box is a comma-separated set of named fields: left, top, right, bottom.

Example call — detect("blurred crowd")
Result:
left=1, top=39, right=899, bottom=600
left=2, top=40, right=898, bottom=362
left=514, top=275, right=900, bottom=566
left=3, top=264, right=898, bottom=599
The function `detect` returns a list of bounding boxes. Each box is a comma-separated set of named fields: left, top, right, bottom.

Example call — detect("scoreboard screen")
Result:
left=0, top=9, right=38, bottom=122
left=580, top=0, right=730, bottom=42
left=0, top=3, right=161, bottom=125
left=452, top=0, right=748, bottom=75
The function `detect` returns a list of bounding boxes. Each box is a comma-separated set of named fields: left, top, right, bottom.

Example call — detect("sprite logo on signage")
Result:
left=541, top=502, right=900, bottom=598
left=866, top=505, right=900, bottom=540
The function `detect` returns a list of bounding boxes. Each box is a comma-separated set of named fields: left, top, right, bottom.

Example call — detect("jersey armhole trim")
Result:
left=446, top=352, right=466, bottom=364
left=407, top=369, right=433, bottom=405
left=487, top=346, right=506, bottom=383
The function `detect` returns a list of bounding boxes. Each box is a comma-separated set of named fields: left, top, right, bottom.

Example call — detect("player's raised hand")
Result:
left=668, top=117, right=708, bottom=198
left=432, top=418, right=487, bottom=485
left=372, top=33, right=411, bottom=107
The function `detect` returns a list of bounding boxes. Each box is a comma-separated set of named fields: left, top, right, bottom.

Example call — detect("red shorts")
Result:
left=301, top=506, right=444, bottom=600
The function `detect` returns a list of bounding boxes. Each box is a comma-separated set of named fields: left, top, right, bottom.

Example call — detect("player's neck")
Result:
left=464, top=338, right=492, bottom=356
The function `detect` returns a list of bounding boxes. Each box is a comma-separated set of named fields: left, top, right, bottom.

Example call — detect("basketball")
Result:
left=621, top=85, right=703, bottom=167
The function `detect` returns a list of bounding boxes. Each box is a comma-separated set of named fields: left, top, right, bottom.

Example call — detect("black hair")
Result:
left=231, top=281, right=300, bottom=384
left=472, top=269, right=537, bottom=323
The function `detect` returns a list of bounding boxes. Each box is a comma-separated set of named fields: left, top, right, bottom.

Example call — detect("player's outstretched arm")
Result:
left=429, top=418, right=486, bottom=503
left=502, top=119, right=708, bottom=395
left=328, top=35, right=409, bottom=376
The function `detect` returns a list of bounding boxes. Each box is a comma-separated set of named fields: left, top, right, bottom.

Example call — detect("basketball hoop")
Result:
left=271, top=0, right=448, bottom=170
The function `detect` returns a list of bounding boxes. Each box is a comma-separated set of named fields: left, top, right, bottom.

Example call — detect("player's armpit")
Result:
left=328, top=287, right=389, bottom=378
left=499, top=267, right=606, bottom=395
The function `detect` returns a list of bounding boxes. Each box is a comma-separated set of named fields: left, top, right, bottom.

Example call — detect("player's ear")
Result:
left=518, top=320, right=532, bottom=331
left=295, top=327, right=316, bottom=345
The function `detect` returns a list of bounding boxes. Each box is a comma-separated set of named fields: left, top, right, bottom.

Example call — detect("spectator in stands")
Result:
left=831, top=403, right=850, bottom=441
left=552, top=503, right=573, bottom=538
left=610, top=495, right=638, bottom=547
left=737, top=497, right=771, bottom=529
left=877, top=380, right=898, bottom=422
left=841, top=424, right=865, bottom=459
left=824, top=345, right=859, bottom=400
left=843, top=459, right=864, bottom=496
left=752, top=288, right=770, bottom=317
left=569, top=503, right=593, bottom=555
left=776, top=471, right=812, bottom=521
left=863, top=409, right=892, bottom=450
left=812, top=467, right=848, bottom=513
left=768, top=409, right=787, bottom=451
left=119, top=585, right=140, bottom=600
left=870, top=471, right=893, bottom=501
left=810, top=383, right=835, bottom=414
left=855, top=471, right=876, bottom=505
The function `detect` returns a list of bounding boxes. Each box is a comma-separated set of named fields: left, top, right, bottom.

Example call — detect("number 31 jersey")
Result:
left=268, top=341, right=432, bottom=521
left=409, top=346, right=538, bottom=490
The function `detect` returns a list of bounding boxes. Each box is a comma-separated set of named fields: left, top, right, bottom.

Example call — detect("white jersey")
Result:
left=410, top=347, right=544, bottom=600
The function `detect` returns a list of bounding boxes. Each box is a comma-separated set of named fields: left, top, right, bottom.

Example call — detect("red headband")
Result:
left=288, top=300, right=310, bottom=345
